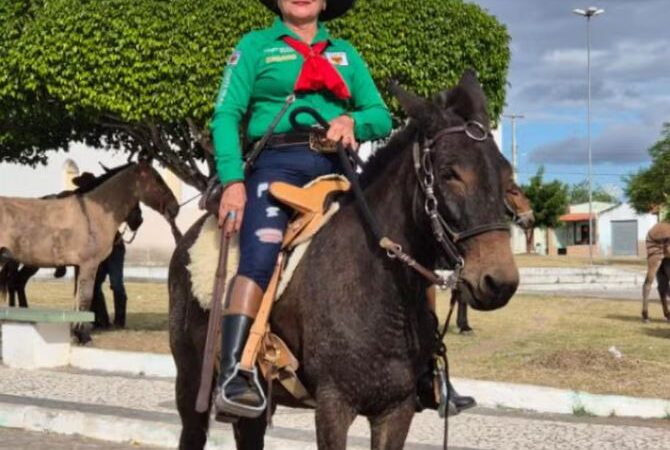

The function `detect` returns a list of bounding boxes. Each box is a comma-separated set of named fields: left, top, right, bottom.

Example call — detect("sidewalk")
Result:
left=0, top=365, right=668, bottom=450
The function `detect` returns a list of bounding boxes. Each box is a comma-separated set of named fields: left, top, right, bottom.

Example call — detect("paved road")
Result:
left=0, top=427, right=161, bottom=449
left=1, top=366, right=669, bottom=450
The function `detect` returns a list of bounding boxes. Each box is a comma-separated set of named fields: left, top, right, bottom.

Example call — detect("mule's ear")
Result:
left=389, top=80, right=435, bottom=125
left=447, top=69, right=490, bottom=125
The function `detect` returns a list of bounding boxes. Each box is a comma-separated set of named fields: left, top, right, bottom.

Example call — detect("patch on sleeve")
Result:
left=228, top=50, right=241, bottom=66
left=325, top=52, right=348, bottom=66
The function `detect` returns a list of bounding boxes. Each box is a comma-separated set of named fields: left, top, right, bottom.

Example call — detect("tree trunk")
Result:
left=525, top=228, right=534, bottom=254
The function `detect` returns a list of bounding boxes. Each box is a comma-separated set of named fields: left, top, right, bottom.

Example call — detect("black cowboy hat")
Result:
left=260, top=0, right=355, bottom=21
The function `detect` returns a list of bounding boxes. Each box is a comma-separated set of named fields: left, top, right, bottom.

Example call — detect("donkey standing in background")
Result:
left=0, top=171, right=143, bottom=310
left=642, top=222, right=670, bottom=322
left=0, top=161, right=179, bottom=342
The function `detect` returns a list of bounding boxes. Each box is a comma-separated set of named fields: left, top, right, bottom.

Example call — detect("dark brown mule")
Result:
left=0, top=171, right=144, bottom=309
left=168, top=71, right=519, bottom=450
left=456, top=178, right=534, bottom=333
left=642, top=222, right=670, bottom=322
left=0, top=161, right=179, bottom=341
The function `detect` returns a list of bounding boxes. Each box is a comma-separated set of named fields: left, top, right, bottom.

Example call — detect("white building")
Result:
left=597, top=203, right=657, bottom=257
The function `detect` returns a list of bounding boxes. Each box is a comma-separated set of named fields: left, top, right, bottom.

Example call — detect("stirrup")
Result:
left=218, top=363, right=267, bottom=418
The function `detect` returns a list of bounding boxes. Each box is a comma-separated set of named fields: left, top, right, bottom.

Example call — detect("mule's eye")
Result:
left=441, top=167, right=461, bottom=182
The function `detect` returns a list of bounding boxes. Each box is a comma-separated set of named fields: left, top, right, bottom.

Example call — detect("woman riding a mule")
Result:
left=211, top=0, right=393, bottom=418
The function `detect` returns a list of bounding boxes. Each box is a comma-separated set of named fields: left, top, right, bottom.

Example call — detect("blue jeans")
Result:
left=92, top=242, right=127, bottom=327
left=237, top=145, right=342, bottom=290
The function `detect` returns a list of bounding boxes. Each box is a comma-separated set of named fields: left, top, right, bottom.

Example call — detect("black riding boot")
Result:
left=214, top=314, right=265, bottom=420
left=416, top=361, right=476, bottom=414
left=448, top=381, right=476, bottom=412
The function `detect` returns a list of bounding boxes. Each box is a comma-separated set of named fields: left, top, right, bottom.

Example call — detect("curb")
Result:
left=69, top=348, right=670, bottom=420
left=453, top=378, right=670, bottom=420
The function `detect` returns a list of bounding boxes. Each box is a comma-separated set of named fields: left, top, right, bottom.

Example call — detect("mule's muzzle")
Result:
left=458, top=231, right=519, bottom=311
left=460, top=269, right=518, bottom=311
left=166, top=202, right=180, bottom=220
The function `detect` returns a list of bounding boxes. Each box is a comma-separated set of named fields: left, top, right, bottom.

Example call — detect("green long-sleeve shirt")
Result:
left=210, top=17, right=392, bottom=184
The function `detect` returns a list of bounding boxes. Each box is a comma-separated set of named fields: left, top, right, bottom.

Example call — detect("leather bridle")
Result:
left=411, top=120, right=511, bottom=275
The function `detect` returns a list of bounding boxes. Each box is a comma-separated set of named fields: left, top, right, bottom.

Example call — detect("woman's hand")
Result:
left=327, top=114, right=358, bottom=150
left=218, top=181, right=246, bottom=236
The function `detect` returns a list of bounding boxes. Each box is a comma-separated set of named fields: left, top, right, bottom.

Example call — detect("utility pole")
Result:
left=503, top=114, right=525, bottom=182
left=573, top=6, right=604, bottom=265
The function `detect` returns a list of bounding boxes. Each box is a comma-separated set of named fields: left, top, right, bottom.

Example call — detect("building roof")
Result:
left=559, top=212, right=595, bottom=222
left=568, top=202, right=618, bottom=214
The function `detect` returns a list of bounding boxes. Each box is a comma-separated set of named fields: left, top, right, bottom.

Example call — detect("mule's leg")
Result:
left=642, top=255, right=662, bottom=322
left=234, top=415, right=268, bottom=450
left=659, top=260, right=670, bottom=321
left=369, top=397, right=415, bottom=450
left=73, top=263, right=97, bottom=343
left=17, top=265, right=38, bottom=308
left=174, top=340, right=211, bottom=450
left=315, top=388, right=357, bottom=450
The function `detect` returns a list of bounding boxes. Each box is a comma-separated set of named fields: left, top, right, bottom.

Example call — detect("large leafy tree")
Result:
left=1, top=0, right=510, bottom=190
left=522, top=167, right=569, bottom=253
left=625, top=123, right=670, bottom=215
left=568, top=180, right=619, bottom=204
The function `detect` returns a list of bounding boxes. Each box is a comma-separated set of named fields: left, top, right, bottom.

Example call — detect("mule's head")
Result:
left=392, top=70, right=519, bottom=311
left=126, top=203, right=144, bottom=231
left=134, top=160, right=180, bottom=220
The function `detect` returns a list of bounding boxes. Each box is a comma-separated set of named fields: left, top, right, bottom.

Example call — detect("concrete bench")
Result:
left=0, top=307, right=94, bottom=369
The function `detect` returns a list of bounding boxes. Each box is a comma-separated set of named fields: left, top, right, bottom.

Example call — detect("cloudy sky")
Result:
left=470, top=0, right=670, bottom=196
left=1, top=0, right=668, bottom=199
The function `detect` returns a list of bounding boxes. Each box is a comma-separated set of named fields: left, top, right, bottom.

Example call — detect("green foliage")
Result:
left=1, top=0, right=510, bottom=186
left=522, top=167, right=569, bottom=229
left=625, top=123, right=670, bottom=214
left=568, top=180, right=619, bottom=204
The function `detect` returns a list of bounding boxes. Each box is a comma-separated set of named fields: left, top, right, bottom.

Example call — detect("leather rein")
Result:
left=289, top=107, right=510, bottom=290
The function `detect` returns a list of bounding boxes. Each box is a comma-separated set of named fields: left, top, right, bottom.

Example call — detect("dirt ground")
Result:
left=22, top=279, right=670, bottom=399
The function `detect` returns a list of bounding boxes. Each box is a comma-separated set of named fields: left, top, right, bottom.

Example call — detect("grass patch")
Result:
left=19, top=279, right=670, bottom=399
left=24, top=280, right=170, bottom=354
left=436, top=291, right=670, bottom=400
left=572, top=405, right=595, bottom=417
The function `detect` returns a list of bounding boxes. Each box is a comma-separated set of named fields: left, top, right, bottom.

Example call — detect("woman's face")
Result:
left=278, top=0, right=325, bottom=24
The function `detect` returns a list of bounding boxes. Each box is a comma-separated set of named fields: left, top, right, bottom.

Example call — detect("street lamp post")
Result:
left=503, top=114, right=525, bottom=182
left=573, top=6, right=604, bottom=264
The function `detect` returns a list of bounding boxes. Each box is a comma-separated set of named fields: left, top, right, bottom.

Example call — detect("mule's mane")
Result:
left=359, top=122, right=419, bottom=189
left=74, top=163, right=135, bottom=195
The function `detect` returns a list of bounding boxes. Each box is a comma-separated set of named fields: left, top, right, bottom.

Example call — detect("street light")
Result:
left=573, top=6, right=604, bottom=264
left=503, top=114, right=525, bottom=182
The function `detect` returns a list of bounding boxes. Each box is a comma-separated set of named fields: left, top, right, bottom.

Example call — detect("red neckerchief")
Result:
left=283, top=35, right=351, bottom=100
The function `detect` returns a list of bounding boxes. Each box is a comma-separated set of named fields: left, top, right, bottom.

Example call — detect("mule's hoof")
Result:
left=72, top=330, right=92, bottom=345
left=459, top=328, right=474, bottom=335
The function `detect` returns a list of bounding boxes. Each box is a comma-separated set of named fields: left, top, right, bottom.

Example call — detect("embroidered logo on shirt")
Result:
left=265, top=54, right=298, bottom=64
left=325, top=52, right=348, bottom=66
left=228, top=51, right=241, bottom=66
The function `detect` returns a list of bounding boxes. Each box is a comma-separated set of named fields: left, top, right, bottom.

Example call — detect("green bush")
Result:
left=1, top=0, right=510, bottom=182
